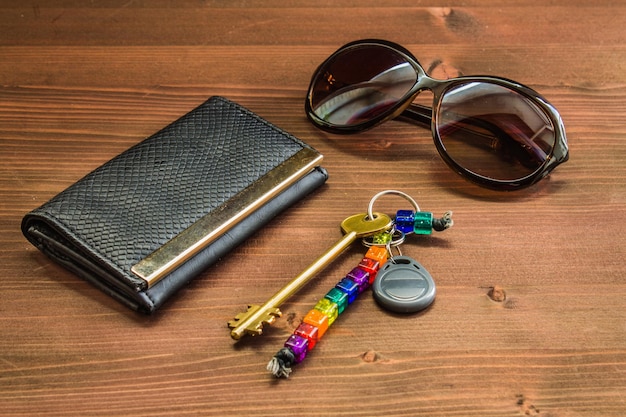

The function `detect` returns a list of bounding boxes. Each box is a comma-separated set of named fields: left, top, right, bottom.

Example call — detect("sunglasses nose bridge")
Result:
left=413, top=74, right=446, bottom=95
left=403, top=75, right=443, bottom=111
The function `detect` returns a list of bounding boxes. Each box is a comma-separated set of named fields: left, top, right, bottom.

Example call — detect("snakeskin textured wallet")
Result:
left=22, top=96, right=328, bottom=313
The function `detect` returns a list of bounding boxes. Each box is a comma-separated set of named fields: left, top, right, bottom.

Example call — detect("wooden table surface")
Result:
left=2, top=1, right=625, bottom=416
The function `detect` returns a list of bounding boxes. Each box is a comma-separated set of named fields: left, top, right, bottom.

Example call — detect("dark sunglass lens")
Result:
left=310, top=45, right=418, bottom=126
left=437, top=82, right=556, bottom=181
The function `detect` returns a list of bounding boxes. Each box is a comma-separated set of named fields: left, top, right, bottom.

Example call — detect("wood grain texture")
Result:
left=1, top=2, right=625, bottom=416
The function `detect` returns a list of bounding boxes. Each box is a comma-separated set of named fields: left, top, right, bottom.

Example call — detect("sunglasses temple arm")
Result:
left=400, top=103, right=524, bottom=150
left=400, top=104, right=499, bottom=151
left=397, top=104, right=432, bottom=128
left=400, top=103, right=521, bottom=145
left=399, top=103, right=547, bottom=166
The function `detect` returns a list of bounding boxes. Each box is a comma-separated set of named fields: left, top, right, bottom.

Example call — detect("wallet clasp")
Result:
left=130, top=147, right=323, bottom=288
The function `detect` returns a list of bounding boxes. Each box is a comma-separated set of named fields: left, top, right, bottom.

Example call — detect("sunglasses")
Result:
left=305, top=39, right=569, bottom=190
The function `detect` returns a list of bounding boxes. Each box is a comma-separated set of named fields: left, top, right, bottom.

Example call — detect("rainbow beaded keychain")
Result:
left=268, top=190, right=453, bottom=378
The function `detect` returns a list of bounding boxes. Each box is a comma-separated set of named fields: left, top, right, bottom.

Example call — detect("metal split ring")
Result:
left=367, top=190, right=421, bottom=221
left=364, top=190, right=423, bottom=261
left=386, top=240, right=403, bottom=261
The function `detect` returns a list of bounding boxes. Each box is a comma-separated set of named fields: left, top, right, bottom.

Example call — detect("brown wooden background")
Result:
left=2, top=1, right=625, bottom=416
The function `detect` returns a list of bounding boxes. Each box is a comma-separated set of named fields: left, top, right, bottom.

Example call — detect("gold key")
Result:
left=228, top=212, right=393, bottom=340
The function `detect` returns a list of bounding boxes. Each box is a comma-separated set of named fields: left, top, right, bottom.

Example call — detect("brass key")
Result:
left=228, top=212, right=393, bottom=340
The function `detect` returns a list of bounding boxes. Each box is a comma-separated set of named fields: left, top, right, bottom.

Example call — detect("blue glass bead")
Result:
left=284, top=334, right=308, bottom=363
left=395, top=210, right=415, bottom=234
left=336, top=278, right=359, bottom=304
left=325, top=287, right=348, bottom=314
left=414, top=211, right=434, bottom=235
left=346, top=267, right=370, bottom=293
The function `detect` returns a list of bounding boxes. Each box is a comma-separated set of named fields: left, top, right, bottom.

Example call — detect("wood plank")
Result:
left=0, top=6, right=624, bottom=47
left=1, top=2, right=625, bottom=416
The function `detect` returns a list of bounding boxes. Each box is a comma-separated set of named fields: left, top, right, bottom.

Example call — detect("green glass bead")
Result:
left=325, top=287, right=348, bottom=315
left=413, top=211, right=434, bottom=234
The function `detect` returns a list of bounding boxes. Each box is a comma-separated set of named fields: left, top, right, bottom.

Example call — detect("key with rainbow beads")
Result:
left=267, top=245, right=388, bottom=378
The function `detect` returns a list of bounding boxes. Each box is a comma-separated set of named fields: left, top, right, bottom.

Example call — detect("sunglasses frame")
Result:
left=305, top=39, right=569, bottom=190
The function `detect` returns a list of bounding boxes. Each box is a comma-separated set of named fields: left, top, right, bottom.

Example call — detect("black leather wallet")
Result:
left=22, top=96, right=328, bottom=313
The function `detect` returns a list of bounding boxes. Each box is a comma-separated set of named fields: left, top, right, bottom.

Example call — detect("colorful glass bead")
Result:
left=365, top=245, right=388, bottom=265
left=413, top=211, right=434, bottom=234
left=371, top=230, right=392, bottom=245
left=294, top=322, right=319, bottom=351
left=358, top=257, right=380, bottom=284
left=325, top=287, right=348, bottom=314
left=346, top=267, right=370, bottom=293
left=336, top=277, right=359, bottom=304
left=303, top=308, right=329, bottom=338
left=395, top=209, right=415, bottom=234
left=314, top=298, right=339, bottom=325
left=284, top=334, right=308, bottom=363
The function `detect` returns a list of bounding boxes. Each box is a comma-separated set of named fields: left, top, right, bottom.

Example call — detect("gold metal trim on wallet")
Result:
left=131, top=147, right=323, bottom=288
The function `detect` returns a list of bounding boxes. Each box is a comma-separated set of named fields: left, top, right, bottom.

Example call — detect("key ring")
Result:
left=367, top=190, right=421, bottom=221
left=361, top=226, right=406, bottom=248
left=386, top=238, right=403, bottom=261
left=266, top=190, right=455, bottom=378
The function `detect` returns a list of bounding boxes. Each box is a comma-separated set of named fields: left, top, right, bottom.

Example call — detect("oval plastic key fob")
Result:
left=372, top=256, right=436, bottom=313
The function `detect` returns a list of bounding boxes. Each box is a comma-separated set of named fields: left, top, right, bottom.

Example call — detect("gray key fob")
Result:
left=372, top=256, right=436, bottom=313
